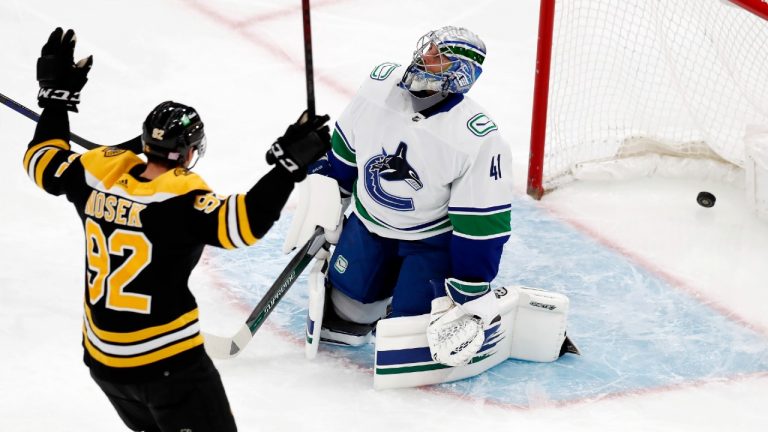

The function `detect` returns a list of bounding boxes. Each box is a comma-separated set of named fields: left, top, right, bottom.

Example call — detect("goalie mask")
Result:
left=401, top=26, right=486, bottom=95
left=141, top=101, right=207, bottom=167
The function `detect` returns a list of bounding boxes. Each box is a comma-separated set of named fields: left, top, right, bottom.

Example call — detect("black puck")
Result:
left=697, top=191, right=716, bottom=208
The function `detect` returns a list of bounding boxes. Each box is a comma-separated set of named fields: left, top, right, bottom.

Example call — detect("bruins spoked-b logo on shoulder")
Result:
left=102, top=147, right=127, bottom=157
left=363, top=142, right=422, bottom=211
left=173, top=167, right=193, bottom=176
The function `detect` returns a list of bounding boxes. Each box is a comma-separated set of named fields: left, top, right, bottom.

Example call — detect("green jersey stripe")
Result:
left=331, top=130, right=356, bottom=165
left=448, top=210, right=511, bottom=237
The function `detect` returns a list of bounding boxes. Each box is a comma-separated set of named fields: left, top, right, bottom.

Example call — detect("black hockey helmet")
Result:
left=141, top=101, right=206, bottom=166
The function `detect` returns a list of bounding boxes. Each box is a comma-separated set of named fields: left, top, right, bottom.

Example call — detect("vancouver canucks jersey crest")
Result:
left=363, top=142, right=422, bottom=211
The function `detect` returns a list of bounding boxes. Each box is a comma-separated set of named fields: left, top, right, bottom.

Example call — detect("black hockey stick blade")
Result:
left=0, top=90, right=140, bottom=151
left=203, top=227, right=328, bottom=359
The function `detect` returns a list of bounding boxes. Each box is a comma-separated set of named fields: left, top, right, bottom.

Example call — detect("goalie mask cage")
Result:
left=527, top=0, right=768, bottom=199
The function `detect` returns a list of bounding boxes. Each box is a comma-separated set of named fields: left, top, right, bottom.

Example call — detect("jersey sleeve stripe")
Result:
left=448, top=210, right=511, bottom=238
left=452, top=230, right=510, bottom=241
left=226, top=196, right=248, bottom=248
left=24, top=145, right=50, bottom=176
left=23, top=139, right=69, bottom=172
left=217, top=201, right=236, bottom=249
left=447, top=203, right=512, bottom=214
left=236, top=194, right=258, bottom=245
left=84, top=303, right=200, bottom=343
left=32, top=148, right=59, bottom=188
left=25, top=147, right=51, bottom=184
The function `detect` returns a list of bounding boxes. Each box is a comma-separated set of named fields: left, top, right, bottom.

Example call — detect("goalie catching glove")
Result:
left=427, top=278, right=500, bottom=367
left=37, top=27, right=93, bottom=112
left=267, top=111, right=331, bottom=182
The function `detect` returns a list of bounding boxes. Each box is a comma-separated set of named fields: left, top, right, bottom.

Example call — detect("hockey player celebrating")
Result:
left=24, top=28, right=330, bottom=431
left=308, top=26, right=513, bottom=367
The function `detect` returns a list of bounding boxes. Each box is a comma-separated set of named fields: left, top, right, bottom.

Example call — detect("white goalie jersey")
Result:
left=316, top=62, right=513, bottom=281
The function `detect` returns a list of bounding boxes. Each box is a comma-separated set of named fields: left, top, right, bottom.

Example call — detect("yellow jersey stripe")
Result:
left=236, top=194, right=258, bottom=245
left=23, top=139, right=69, bottom=172
left=34, top=149, right=59, bottom=188
left=83, top=329, right=204, bottom=368
left=84, top=303, right=199, bottom=343
left=217, top=199, right=235, bottom=249
left=84, top=315, right=200, bottom=355
left=80, top=149, right=213, bottom=198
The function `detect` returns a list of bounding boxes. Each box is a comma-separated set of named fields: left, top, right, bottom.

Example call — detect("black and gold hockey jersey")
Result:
left=24, top=108, right=294, bottom=382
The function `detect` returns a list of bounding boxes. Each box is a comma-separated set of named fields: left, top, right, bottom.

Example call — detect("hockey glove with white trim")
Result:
left=266, top=111, right=331, bottom=182
left=37, top=27, right=93, bottom=112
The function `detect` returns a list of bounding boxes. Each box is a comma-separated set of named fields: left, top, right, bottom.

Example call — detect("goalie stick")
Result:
left=0, top=90, right=140, bottom=151
left=203, top=226, right=329, bottom=359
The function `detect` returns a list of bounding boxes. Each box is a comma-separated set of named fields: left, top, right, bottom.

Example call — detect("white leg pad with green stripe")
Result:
left=373, top=286, right=572, bottom=389
left=305, top=258, right=328, bottom=360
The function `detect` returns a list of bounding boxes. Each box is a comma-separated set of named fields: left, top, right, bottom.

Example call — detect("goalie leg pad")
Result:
left=373, top=287, right=519, bottom=389
left=373, top=286, right=577, bottom=389
left=305, top=258, right=328, bottom=359
left=507, top=286, right=574, bottom=362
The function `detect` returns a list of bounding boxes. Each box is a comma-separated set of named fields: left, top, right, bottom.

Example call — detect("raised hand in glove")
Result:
left=266, top=111, right=331, bottom=182
left=37, top=27, right=93, bottom=112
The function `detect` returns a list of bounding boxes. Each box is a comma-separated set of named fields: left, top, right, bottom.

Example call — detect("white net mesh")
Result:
left=541, top=0, right=768, bottom=191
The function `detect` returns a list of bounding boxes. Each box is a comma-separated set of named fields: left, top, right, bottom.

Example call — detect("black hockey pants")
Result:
left=90, top=355, right=237, bottom=432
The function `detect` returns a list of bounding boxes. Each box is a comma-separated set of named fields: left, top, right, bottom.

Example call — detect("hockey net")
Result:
left=527, top=0, right=768, bottom=198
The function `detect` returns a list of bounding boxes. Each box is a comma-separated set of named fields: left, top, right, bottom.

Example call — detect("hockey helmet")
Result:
left=141, top=101, right=207, bottom=166
left=401, top=26, right=486, bottom=95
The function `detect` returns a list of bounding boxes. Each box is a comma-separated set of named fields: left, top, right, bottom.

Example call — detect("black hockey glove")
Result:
left=266, top=111, right=331, bottom=182
left=36, top=27, right=93, bottom=112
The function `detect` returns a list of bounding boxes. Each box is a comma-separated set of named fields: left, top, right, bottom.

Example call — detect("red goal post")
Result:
left=527, top=0, right=768, bottom=199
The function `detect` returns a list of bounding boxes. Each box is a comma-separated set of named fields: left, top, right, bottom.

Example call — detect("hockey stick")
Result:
left=202, top=1, right=326, bottom=359
left=301, top=0, right=316, bottom=118
left=0, top=90, right=140, bottom=151
left=203, top=227, right=328, bottom=359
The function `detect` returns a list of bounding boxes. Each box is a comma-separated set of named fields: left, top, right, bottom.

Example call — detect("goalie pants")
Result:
left=90, top=355, right=237, bottom=432
left=328, top=213, right=451, bottom=317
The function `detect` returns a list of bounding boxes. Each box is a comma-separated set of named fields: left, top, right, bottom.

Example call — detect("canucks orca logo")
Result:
left=363, top=142, right=423, bottom=211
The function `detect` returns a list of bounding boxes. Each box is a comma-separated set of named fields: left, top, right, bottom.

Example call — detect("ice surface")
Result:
left=1, top=0, right=767, bottom=431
